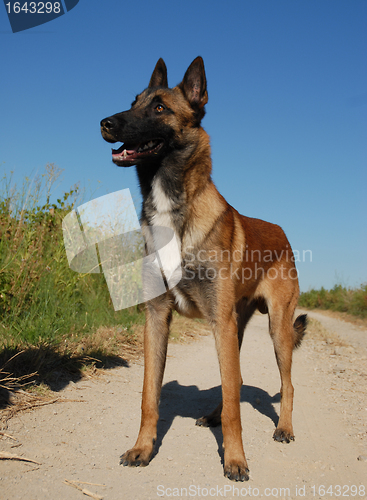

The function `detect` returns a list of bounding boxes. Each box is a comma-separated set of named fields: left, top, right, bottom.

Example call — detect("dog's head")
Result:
left=100, top=57, right=208, bottom=167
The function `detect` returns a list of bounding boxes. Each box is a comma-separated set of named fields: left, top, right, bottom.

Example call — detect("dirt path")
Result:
left=1, top=310, right=367, bottom=500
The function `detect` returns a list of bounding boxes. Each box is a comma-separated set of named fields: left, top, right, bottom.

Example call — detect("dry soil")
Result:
left=1, top=309, right=366, bottom=500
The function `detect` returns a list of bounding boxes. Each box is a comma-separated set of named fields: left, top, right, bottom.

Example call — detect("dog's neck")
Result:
left=137, top=128, right=212, bottom=236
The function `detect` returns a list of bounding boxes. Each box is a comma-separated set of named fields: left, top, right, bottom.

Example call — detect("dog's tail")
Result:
left=293, top=314, right=307, bottom=349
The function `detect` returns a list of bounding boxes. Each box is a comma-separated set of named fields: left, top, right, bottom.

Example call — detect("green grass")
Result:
left=0, top=166, right=146, bottom=398
left=0, top=165, right=145, bottom=349
left=298, top=283, right=367, bottom=318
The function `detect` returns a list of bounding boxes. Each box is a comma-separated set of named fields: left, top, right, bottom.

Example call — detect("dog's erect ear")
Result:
left=149, top=58, right=168, bottom=88
left=179, top=56, right=208, bottom=109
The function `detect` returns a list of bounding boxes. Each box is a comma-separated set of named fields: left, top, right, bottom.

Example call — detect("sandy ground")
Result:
left=1, top=309, right=366, bottom=500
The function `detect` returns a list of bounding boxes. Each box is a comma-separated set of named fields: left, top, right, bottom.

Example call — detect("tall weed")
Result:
left=0, top=166, right=144, bottom=347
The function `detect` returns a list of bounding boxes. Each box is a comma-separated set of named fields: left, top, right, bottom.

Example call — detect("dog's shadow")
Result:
left=155, top=381, right=280, bottom=464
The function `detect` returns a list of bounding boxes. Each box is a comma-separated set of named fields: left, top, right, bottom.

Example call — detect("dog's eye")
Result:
left=155, top=104, right=165, bottom=113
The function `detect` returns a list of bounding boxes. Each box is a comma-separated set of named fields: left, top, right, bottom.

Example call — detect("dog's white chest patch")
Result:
left=150, top=176, right=182, bottom=284
left=151, top=177, right=175, bottom=230
left=152, top=177, right=174, bottom=213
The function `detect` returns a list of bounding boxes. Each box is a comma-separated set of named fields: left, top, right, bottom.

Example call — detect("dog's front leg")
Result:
left=120, top=299, right=172, bottom=467
left=215, top=313, right=249, bottom=482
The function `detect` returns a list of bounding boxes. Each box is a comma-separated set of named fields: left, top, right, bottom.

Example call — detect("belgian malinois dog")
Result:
left=100, top=57, right=307, bottom=481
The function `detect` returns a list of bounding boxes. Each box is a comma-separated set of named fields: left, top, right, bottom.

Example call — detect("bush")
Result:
left=299, top=283, right=367, bottom=318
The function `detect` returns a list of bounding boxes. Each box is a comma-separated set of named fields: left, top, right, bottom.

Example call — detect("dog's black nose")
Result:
left=100, top=117, right=115, bottom=130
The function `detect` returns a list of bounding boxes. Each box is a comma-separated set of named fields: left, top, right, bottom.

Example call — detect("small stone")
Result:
left=357, top=455, right=367, bottom=462
left=333, top=365, right=345, bottom=374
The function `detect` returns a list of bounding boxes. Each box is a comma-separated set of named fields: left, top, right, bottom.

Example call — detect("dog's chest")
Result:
left=150, top=176, right=177, bottom=231
left=147, top=177, right=201, bottom=316
left=145, top=176, right=183, bottom=289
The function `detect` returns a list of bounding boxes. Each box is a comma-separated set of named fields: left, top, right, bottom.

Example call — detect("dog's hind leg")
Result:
left=236, top=298, right=260, bottom=350
left=120, top=298, right=172, bottom=467
left=196, top=298, right=257, bottom=428
left=268, top=285, right=305, bottom=443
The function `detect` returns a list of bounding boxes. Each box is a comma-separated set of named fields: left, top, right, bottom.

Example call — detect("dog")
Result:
left=100, top=57, right=307, bottom=482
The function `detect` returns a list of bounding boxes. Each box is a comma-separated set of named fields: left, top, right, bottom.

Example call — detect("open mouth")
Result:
left=111, top=139, right=163, bottom=165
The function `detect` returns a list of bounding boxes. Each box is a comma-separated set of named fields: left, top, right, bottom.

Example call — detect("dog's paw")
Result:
left=224, top=461, right=249, bottom=482
left=196, top=414, right=221, bottom=427
left=273, top=428, right=295, bottom=443
left=120, top=447, right=151, bottom=467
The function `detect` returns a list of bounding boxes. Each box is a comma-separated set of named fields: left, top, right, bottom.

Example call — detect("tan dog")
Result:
left=101, top=57, right=307, bottom=481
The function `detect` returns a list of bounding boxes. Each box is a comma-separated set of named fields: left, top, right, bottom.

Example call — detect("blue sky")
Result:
left=1, top=0, right=366, bottom=292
